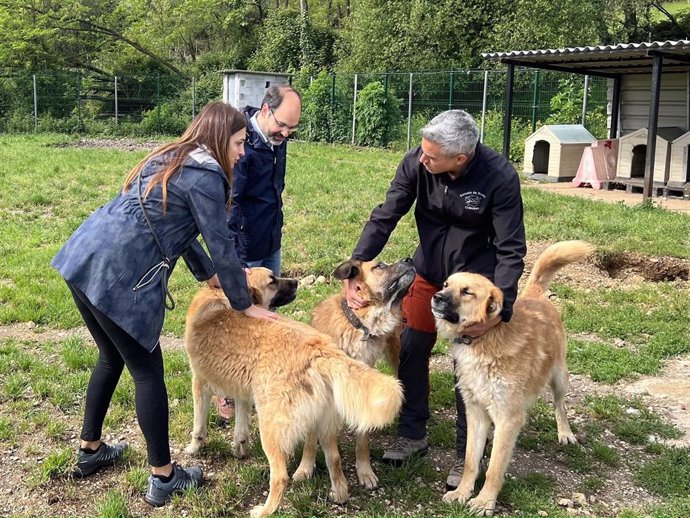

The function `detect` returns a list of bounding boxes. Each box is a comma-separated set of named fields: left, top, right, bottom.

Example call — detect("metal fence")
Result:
left=0, top=68, right=608, bottom=153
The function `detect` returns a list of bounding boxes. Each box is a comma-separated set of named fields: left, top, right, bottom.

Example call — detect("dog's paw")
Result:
left=356, top=466, right=379, bottom=489
left=184, top=438, right=204, bottom=455
left=329, top=483, right=349, bottom=504
left=558, top=432, right=578, bottom=445
left=232, top=436, right=249, bottom=459
left=468, top=495, right=496, bottom=516
left=442, top=488, right=471, bottom=504
left=292, top=465, right=314, bottom=482
left=249, top=505, right=267, bottom=518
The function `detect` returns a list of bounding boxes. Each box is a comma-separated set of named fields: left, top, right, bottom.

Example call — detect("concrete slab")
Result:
left=525, top=181, right=690, bottom=215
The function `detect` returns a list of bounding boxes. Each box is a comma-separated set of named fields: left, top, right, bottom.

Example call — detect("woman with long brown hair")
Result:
left=52, top=102, right=276, bottom=506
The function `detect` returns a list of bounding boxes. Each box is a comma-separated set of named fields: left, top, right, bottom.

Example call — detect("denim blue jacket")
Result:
left=52, top=148, right=252, bottom=351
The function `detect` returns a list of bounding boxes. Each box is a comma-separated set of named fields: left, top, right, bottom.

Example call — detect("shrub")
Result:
left=300, top=70, right=350, bottom=143
left=354, top=81, right=402, bottom=148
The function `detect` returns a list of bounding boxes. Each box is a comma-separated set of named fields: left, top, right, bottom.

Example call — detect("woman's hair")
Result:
left=123, top=102, right=247, bottom=207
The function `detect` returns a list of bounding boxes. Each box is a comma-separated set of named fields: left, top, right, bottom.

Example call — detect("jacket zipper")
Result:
left=440, top=181, right=450, bottom=281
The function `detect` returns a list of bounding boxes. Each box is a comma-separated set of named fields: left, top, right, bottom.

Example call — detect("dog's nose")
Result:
left=432, top=292, right=446, bottom=304
left=402, top=257, right=413, bottom=264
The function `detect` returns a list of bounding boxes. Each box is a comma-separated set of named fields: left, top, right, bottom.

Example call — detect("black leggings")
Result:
left=68, top=283, right=171, bottom=467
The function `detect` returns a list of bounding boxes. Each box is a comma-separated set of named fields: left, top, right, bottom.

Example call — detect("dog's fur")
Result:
left=293, top=258, right=415, bottom=488
left=431, top=241, right=593, bottom=516
left=183, top=267, right=404, bottom=517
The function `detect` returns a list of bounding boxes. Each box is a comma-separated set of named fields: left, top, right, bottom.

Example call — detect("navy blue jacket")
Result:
left=352, top=143, right=526, bottom=321
left=228, top=106, right=287, bottom=262
left=52, top=148, right=252, bottom=351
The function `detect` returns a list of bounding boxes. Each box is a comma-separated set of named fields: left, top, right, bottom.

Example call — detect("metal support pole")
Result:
left=351, top=74, right=358, bottom=145
left=503, top=64, right=515, bottom=159
left=156, top=71, right=161, bottom=134
left=643, top=54, right=663, bottom=201
left=383, top=72, right=389, bottom=146
left=582, top=75, right=590, bottom=126
left=480, top=70, right=488, bottom=143
left=448, top=70, right=455, bottom=110
left=610, top=76, right=622, bottom=139
left=32, top=74, right=38, bottom=132
left=531, top=69, right=539, bottom=133
left=192, top=76, right=196, bottom=119
left=406, top=73, right=414, bottom=150
left=114, top=76, right=119, bottom=125
left=77, top=71, right=82, bottom=131
left=330, top=73, right=336, bottom=143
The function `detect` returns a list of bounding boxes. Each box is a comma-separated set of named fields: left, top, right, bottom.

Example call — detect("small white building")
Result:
left=523, top=125, right=596, bottom=181
left=667, top=131, right=690, bottom=195
left=616, top=127, right=685, bottom=186
left=221, top=70, right=291, bottom=110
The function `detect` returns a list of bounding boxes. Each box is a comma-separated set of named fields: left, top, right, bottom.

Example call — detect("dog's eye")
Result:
left=372, top=262, right=386, bottom=270
left=443, top=282, right=448, bottom=288
left=461, top=287, right=472, bottom=296
left=268, top=276, right=276, bottom=285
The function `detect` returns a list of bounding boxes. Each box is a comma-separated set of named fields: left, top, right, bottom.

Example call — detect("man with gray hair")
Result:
left=345, top=109, right=526, bottom=490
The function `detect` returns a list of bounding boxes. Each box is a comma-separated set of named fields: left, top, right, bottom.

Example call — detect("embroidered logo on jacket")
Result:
left=460, top=191, right=486, bottom=211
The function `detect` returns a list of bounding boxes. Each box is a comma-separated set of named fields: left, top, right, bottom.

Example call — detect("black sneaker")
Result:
left=73, top=442, right=127, bottom=478
left=144, top=463, right=204, bottom=507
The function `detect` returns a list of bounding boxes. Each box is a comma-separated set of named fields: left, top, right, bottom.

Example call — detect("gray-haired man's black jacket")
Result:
left=352, top=143, right=526, bottom=321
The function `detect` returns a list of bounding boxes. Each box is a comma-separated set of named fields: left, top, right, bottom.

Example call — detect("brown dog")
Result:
left=183, top=267, right=403, bottom=517
left=431, top=241, right=593, bottom=516
left=292, top=258, right=415, bottom=489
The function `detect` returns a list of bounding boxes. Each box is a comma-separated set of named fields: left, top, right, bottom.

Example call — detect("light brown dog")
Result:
left=431, top=241, right=593, bottom=516
left=293, top=258, right=415, bottom=489
left=183, top=267, right=403, bottom=518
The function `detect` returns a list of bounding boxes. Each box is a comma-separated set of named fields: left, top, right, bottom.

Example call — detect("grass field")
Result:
left=0, top=134, right=689, bottom=517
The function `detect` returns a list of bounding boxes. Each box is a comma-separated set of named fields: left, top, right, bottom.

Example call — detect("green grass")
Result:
left=0, top=134, right=689, bottom=517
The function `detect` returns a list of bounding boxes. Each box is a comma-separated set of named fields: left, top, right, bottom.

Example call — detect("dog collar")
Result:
left=340, top=298, right=373, bottom=341
left=453, top=335, right=474, bottom=346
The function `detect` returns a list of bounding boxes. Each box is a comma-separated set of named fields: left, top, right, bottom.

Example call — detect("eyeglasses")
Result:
left=269, top=107, right=299, bottom=132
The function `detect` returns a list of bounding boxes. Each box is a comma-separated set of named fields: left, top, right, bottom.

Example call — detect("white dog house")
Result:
left=616, top=127, right=684, bottom=186
left=667, top=131, right=690, bottom=196
left=523, top=125, right=596, bottom=181
left=221, top=70, right=291, bottom=110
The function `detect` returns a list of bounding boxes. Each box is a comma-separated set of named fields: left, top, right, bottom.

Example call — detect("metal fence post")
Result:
left=192, top=76, right=196, bottom=119
left=480, top=70, right=488, bottom=143
left=156, top=71, right=161, bottom=133
left=351, top=74, right=358, bottom=145
left=448, top=70, right=455, bottom=110
left=406, top=73, right=413, bottom=150
left=114, top=76, right=119, bottom=125
left=77, top=71, right=83, bottom=131
left=531, top=69, right=539, bottom=133
left=383, top=72, right=389, bottom=146
left=330, top=73, right=336, bottom=143
left=582, top=75, right=590, bottom=126
left=32, top=74, right=38, bottom=132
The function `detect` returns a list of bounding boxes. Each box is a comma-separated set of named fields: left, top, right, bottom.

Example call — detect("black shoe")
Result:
left=144, top=463, right=204, bottom=507
left=74, top=442, right=127, bottom=478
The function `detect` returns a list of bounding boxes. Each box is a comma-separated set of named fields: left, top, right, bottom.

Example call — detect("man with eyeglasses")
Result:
left=214, top=84, right=302, bottom=422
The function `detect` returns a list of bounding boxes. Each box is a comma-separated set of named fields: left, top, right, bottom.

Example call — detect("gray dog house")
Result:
left=221, top=70, right=291, bottom=110
left=524, top=125, right=595, bottom=181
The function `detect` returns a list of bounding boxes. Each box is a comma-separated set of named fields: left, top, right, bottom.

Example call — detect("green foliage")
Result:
left=481, top=109, right=532, bottom=163
left=95, top=490, right=132, bottom=518
left=300, top=70, right=350, bottom=143
left=354, top=81, right=402, bottom=147
left=636, top=447, right=690, bottom=497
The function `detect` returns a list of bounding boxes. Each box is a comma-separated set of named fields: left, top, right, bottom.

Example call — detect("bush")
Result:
left=300, top=70, right=350, bottom=143
left=353, top=81, right=402, bottom=148
left=481, top=109, right=532, bottom=164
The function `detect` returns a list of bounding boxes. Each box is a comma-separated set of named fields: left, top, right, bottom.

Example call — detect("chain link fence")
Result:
left=0, top=68, right=607, bottom=158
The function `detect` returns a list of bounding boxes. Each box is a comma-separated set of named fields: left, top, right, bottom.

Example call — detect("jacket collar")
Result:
left=243, top=106, right=274, bottom=151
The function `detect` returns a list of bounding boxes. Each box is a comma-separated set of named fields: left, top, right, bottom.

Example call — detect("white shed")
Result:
left=616, top=127, right=685, bottom=186
left=523, top=125, right=596, bottom=181
left=667, top=131, right=690, bottom=195
left=221, top=70, right=291, bottom=110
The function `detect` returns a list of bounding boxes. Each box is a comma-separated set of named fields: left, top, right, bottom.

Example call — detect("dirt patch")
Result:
left=50, top=138, right=161, bottom=152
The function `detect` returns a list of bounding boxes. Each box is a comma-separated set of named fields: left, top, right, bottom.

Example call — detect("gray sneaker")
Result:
left=382, top=436, right=428, bottom=465
left=73, top=442, right=127, bottom=478
left=144, top=463, right=204, bottom=507
left=446, top=459, right=464, bottom=490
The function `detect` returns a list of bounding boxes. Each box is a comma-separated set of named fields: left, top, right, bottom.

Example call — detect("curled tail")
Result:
left=523, top=240, right=594, bottom=299
left=314, top=354, right=403, bottom=434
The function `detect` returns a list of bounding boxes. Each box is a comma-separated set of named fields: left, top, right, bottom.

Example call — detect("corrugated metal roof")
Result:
left=482, top=40, right=690, bottom=76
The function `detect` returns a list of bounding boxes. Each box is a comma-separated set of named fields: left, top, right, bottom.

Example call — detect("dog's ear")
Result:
left=486, top=287, right=504, bottom=319
left=332, top=259, right=362, bottom=280
left=249, top=287, right=264, bottom=306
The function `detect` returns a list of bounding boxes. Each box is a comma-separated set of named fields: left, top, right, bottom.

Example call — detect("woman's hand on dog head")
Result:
left=345, top=279, right=368, bottom=309
left=243, top=304, right=278, bottom=321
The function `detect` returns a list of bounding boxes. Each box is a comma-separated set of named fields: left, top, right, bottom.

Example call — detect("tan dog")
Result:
left=293, top=258, right=415, bottom=489
left=431, top=241, right=593, bottom=516
left=183, top=267, right=403, bottom=518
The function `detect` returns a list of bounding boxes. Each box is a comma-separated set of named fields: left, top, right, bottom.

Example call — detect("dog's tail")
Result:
left=522, top=240, right=594, bottom=299
left=314, top=352, right=403, bottom=434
